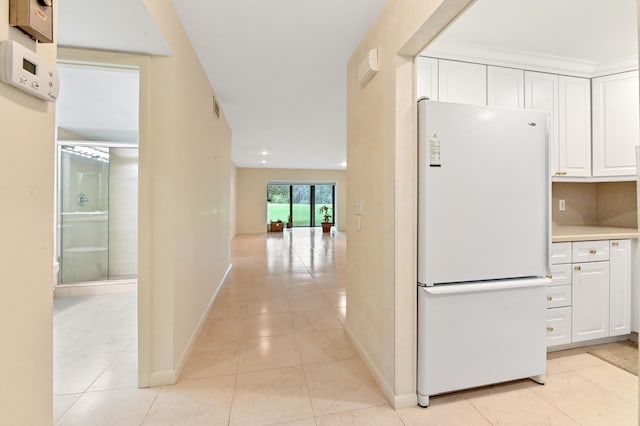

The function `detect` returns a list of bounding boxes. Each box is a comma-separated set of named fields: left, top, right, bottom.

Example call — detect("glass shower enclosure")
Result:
left=57, top=142, right=138, bottom=284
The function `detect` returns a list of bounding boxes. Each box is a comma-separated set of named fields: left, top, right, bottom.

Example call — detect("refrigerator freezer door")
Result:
left=417, top=278, right=548, bottom=406
left=418, top=100, right=550, bottom=286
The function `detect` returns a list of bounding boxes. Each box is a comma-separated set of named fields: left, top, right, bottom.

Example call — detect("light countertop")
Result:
left=552, top=225, right=639, bottom=242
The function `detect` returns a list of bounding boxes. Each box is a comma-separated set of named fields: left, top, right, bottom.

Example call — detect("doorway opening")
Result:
left=55, top=63, right=140, bottom=288
left=53, top=61, right=141, bottom=403
left=267, top=182, right=336, bottom=227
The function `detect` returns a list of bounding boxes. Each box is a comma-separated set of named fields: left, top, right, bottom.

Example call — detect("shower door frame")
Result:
left=55, top=140, right=139, bottom=287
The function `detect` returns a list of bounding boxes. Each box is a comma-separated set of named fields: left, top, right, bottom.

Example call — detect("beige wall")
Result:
left=143, top=0, right=233, bottom=384
left=236, top=168, right=347, bottom=233
left=0, top=1, right=56, bottom=423
left=552, top=182, right=638, bottom=228
left=346, top=0, right=474, bottom=408
left=60, top=0, right=234, bottom=387
left=230, top=164, right=238, bottom=239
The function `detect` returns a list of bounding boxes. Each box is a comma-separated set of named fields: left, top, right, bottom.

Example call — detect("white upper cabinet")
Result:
left=525, top=71, right=559, bottom=174
left=558, top=76, right=592, bottom=177
left=487, top=66, right=524, bottom=109
left=416, top=56, right=438, bottom=101
left=592, top=71, right=640, bottom=177
left=438, top=60, right=487, bottom=106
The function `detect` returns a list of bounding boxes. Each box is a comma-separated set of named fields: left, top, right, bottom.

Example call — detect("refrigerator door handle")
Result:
left=423, top=277, right=551, bottom=295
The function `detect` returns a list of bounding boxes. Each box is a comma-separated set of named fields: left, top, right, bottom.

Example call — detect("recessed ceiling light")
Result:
left=260, top=159, right=267, bottom=165
left=340, top=161, right=347, bottom=168
left=260, top=151, right=268, bottom=156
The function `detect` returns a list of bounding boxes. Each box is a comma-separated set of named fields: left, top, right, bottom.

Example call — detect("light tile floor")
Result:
left=54, top=229, right=639, bottom=425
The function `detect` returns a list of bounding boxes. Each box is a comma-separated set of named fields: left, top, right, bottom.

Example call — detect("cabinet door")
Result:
left=525, top=71, right=559, bottom=174
left=416, top=56, right=438, bottom=101
left=558, top=76, right=591, bottom=177
left=438, top=60, right=487, bottom=106
left=592, top=71, right=640, bottom=177
left=610, top=240, right=631, bottom=336
left=572, top=261, right=610, bottom=342
left=487, top=66, right=524, bottom=108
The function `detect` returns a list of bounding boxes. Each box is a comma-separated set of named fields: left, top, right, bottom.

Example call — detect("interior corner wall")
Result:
left=0, top=1, right=56, bottom=423
left=235, top=167, right=348, bottom=234
left=141, top=0, right=233, bottom=383
left=346, top=0, right=473, bottom=408
left=230, top=164, right=238, bottom=239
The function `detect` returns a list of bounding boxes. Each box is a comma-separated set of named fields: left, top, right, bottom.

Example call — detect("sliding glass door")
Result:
left=292, top=185, right=311, bottom=226
left=267, top=183, right=335, bottom=228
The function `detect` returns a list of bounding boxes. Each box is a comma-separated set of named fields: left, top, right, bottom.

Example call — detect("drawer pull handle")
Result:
left=547, top=296, right=553, bottom=301
left=589, top=249, right=597, bottom=255
left=612, top=242, right=619, bottom=247
left=545, top=274, right=553, bottom=279
left=547, top=326, right=554, bottom=332
left=575, top=266, right=582, bottom=271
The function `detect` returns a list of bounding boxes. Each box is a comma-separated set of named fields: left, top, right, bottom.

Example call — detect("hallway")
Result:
left=54, top=229, right=637, bottom=425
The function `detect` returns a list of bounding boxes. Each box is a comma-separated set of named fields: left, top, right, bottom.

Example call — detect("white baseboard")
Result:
left=149, top=370, right=176, bottom=387
left=344, top=325, right=396, bottom=406
left=547, top=334, right=631, bottom=352
left=173, top=263, right=233, bottom=381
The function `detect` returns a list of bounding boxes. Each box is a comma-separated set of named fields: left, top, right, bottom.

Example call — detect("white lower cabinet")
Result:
left=572, top=261, right=610, bottom=342
left=610, top=240, right=631, bottom=336
left=546, top=307, right=572, bottom=346
left=548, top=240, right=631, bottom=348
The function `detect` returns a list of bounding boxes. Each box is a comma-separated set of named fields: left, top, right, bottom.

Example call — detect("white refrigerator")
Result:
left=417, top=100, right=551, bottom=407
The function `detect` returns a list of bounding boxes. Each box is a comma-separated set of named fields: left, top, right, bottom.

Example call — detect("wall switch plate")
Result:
left=559, top=199, right=566, bottom=211
left=9, top=0, right=54, bottom=43
left=353, top=200, right=363, bottom=215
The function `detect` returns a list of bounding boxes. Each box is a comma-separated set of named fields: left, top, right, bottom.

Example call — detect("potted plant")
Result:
left=317, top=205, right=333, bottom=233
left=286, top=215, right=292, bottom=228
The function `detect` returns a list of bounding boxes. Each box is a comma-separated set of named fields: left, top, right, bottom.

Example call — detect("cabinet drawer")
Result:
left=551, top=242, right=572, bottom=264
left=546, top=285, right=571, bottom=308
left=549, top=264, right=571, bottom=286
left=546, top=307, right=572, bottom=346
left=572, top=240, right=609, bottom=262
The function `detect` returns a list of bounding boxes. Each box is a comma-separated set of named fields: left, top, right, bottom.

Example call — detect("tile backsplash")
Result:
left=552, top=181, right=637, bottom=228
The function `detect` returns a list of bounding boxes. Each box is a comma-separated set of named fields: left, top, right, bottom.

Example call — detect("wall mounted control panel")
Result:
left=0, top=40, right=59, bottom=101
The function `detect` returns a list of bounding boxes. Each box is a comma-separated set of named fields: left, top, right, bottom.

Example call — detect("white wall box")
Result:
left=572, top=261, right=610, bottom=342
left=416, top=56, right=438, bottom=100
left=557, top=76, right=591, bottom=177
left=592, top=71, right=640, bottom=177
left=437, top=59, right=487, bottom=106
left=487, top=66, right=524, bottom=109
left=610, top=240, right=631, bottom=336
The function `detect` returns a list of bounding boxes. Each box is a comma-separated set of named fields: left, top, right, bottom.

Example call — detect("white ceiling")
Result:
left=171, top=0, right=388, bottom=170
left=55, top=0, right=638, bottom=168
left=425, top=0, right=638, bottom=66
left=57, top=0, right=171, bottom=56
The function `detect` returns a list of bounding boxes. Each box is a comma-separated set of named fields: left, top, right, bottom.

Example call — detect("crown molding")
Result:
left=421, top=43, right=638, bottom=78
